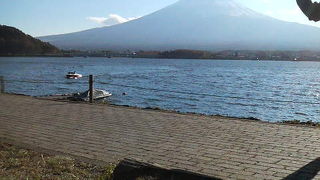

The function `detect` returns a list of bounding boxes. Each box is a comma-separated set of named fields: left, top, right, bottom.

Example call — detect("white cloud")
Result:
left=87, top=14, right=140, bottom=26
left=86, top=17, right=108, bottom=24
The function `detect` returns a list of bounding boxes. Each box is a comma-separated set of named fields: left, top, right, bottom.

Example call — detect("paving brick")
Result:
left=1, top=94, right=320, bottom=179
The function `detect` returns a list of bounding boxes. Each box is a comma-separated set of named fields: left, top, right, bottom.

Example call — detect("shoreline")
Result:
left=12, top=92, right=319, bottom=128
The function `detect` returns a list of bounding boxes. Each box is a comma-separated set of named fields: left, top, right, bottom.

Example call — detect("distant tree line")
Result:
left=158, top=49, right=213, bottom=59
left=135, top=49, right=320, bottom=61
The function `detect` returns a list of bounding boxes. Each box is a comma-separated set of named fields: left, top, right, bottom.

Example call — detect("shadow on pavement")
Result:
left=113, top=159, right=221, bottom=180
left=283, top=157, right=320, bottom=180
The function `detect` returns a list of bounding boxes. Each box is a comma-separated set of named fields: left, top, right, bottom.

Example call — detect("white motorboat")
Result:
left=66, top=72, right=83, bottom=79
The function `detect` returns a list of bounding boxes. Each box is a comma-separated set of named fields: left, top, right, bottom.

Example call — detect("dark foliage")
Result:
left=0, top=25, right=60, bottom=56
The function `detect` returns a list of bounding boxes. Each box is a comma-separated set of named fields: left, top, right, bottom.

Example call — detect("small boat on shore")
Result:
left=70, top=89, right=112, bottom=101
left=66, top=72, right=83, bottom=79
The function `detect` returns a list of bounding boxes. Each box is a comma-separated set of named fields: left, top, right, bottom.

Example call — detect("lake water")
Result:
left=1, top=57, right=320, bottom=122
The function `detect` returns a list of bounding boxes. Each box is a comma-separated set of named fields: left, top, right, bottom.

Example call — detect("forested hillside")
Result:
left=0, top=25, right=59, bottom=56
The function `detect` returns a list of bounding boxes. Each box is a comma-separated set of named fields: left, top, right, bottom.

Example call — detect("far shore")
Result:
left=2, top=49, right=320, bottom=62
left=3, top=55, right=320, bottom=63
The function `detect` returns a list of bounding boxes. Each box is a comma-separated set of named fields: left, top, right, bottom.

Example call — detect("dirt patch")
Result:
left=0, top=141, right=115, bottom=180
left=0, top=140, right=219, bottom=180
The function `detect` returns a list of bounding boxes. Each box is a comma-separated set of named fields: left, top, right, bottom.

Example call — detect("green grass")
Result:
left=97, top=164, right=117, bottom=180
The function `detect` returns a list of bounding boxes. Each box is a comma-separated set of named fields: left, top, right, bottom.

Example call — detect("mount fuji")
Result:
left=39, top=0, right=320, bottom=51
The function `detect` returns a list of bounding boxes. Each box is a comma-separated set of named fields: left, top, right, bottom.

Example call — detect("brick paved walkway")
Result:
left=1, top=94, right=320, bottom=179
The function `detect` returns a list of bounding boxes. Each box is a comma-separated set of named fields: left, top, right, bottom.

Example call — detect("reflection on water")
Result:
left=1, top=57, right=320, bottom=122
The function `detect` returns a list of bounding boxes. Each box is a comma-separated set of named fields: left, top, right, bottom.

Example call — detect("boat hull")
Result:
left=65, top=74, right=83, bottom=79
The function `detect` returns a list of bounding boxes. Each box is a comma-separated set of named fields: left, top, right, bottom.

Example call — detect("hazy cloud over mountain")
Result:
left=86, top=14, right=140, bottom=26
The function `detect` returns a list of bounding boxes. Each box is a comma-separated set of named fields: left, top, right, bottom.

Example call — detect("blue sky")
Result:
left=1, top=0, right=318, bottom=36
